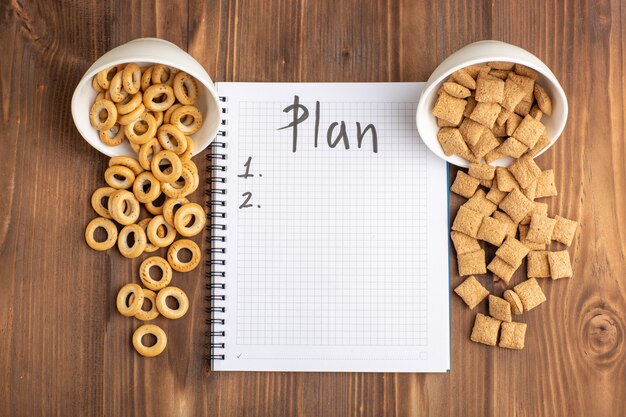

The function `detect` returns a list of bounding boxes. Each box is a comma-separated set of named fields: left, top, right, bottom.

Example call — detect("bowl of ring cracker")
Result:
left=74, top=38, right=220, bottom=357
left=416, top=40, right=568, bottom=168
left=71, top=37, right=221, bottom=157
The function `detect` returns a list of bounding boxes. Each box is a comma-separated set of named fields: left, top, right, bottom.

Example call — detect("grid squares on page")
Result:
left=234, top=100, right=428, bottom=346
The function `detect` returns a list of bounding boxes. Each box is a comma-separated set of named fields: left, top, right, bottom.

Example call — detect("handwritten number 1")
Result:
left=239, top=192, right=253, bottom=209
left=237, top=157, right=253, bottom=178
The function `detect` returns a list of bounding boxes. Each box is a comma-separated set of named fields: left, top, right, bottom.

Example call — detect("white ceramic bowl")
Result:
left=71, top=38, right=221, bottom=157
left=416, top=40, right=568, bottom=167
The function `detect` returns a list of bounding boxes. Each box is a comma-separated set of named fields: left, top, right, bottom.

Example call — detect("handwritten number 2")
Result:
left=239, top=192, right=253, bottom=209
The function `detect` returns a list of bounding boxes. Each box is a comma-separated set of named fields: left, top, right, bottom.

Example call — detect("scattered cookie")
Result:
left=451, top=170, right=480, bottom=198
left=477, top=216, right=507, bottom=246
left=463, top=189, right=498, bottom=216
left=526, top=251, right=550, bottom=278
left=452, top=206, right=484, bottom=238
left=499, top=188, right=534, bottom=223
left=488, top=295, right=512, bottom=322
left=552, top=215, right=578, bottom=246
left=487, top=256, right=516, bottom=284
left=548, top=250, right=573, bottom=279
left=451, top=231, right=481, bottom=255
left=495, top=237, right=529, bottom=268
left=535, top=169, right=558, bottom=198
left=458, top=249, right=487, bottom=276
left=526, top=214, right=557, bottom=244
left=503, top=290, right=524, bottom=315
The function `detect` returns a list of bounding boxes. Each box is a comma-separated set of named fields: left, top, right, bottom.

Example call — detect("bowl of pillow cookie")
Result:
left=71, top=37, right=222, bottom=157
left=415, top=40, right=568, bottom=168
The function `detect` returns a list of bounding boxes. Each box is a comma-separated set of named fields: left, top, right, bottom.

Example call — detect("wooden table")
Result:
left=1, top=0, right=625, bottom=416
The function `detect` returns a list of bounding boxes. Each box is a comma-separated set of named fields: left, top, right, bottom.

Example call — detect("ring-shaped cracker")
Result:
left=145, top=195, right=165, bottom=216
left=116, top=283, right=144, bottom=317
left=130, top=141, right=141, bottom=153
left=140, top=66, right=153, bottom=92
left=143, top=84, right=176, bottom=112
left=116, top=91, right=142, bottom=115
left=167, top=239, right=201, bottom=272
left=152, top=64, right=178, bottom=85
left=108, top=71, right=128, bottom=103
left=146, top=215, right=177, bottom=248
left=108, top=156, right=144, bottom=175
left=137, top=218, right=160, bottom=253
left=122, top=63, right=141, bottom=94
left=161, top=165, right=196, bottom=198
left=139, top=256, right=173, bottom=291
left=162, top=197, right=189, bottom=226
left=117, top=223, right=147, bottom=258
left=157, top=124, right=187, bottom=154
left=92, top=74, right=104, bottom=92
left=104, top=165, right=135, bottom=189
left=89, top=99, right=117, bottom=131
left=124, top=112, right=157, bottom=145
left=151, top=150, right=183, bottom=183
left=179, top=136, right=195, bottom=163
left=172, top=72, right=199, bottom=105
left=84, top=217, right=118, bottom=251
left=117, top=103, right=145, bottom=125
left=152, top=110, right=164, bottom=128
left=173, top=203, right=206, bottom=237
left=163, top=103, right=181, bottom=124
left=96, top=66, right=120, bottom=90
left=99, top=123, right=125, bottom=146
left=91, top=186, right=117, bottom=218
left=108, top=190, right=140, bottom=225
left=170, top=105, right=202, bottom=135
left=132, top=324, right=167, bottom=357
left=133, top=171, right=161, bottom=203
left=138, top=138, right=163, bottom=171
left=134, top=289, right=160, bottom=321
left=156, top=286, right=189, bottom=319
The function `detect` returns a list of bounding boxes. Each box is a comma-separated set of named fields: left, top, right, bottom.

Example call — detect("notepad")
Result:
left=207, top=83, right=450, bottom=372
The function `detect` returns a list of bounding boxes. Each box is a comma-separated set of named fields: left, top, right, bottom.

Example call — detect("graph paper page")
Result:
left=213, top=83, right=449, bottom=372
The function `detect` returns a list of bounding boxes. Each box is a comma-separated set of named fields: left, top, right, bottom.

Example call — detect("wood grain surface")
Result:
left=1, top=0, right=625, bottom=416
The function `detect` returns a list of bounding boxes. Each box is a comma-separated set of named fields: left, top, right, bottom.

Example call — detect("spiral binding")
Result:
left=205, top=95, right=228, bottom=364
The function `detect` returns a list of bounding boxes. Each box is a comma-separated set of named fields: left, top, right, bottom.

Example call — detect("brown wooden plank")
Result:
left=0, top=0, right=625, bottom=416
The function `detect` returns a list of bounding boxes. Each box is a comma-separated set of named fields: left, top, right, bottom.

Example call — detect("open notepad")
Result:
left=207, top=83, right=450, bottom=372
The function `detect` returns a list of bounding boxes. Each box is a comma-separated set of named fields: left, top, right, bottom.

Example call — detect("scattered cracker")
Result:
left=454, top=275, right=489, bottom=309
left=527, top=132, right=551, bottom=157
left=470, top=313, right=501, bottom=346
left=469, top=102, right=501, bottom=129
left=535, top=169, right=558, bottom=198
left=458, top=249, right=487, bottom=276
left=451, top=231, right=481, bottom=255
left=552, top=215, right=578, bottom=246
left=498, top=137, right=528, bottom=158
left=492, top=211, right=518, bottom=238
left=452, top=69, right=477, bottom=90
left=488, top=61, right=515, bottom=70
left=433, top=91, right=467, bottom=125
left=514, top=64, right=539, bottom=80
left=489, top=69, right=510, bottom=80
left=451, top=170, right=480, bottom=198
left=488, top=295, right=513, bottom=322
left=534, top=83, right=553, bottom=116
left=520, top=201, right=548, bottom=225
left=487, top=256, right=516, bottom=284
left=548, top=250, right=573, bottom=279
left=477, top=216, right=507, bottom=246
left=529, top=105, right=543, bottom=121
left=475, top=74, right=505, bottom=103
left=506, top=112, right=523, bottom=136
left=512, top=115, right=546, bottom=148
left=465, top=64, right=491, bottom=78
left=514, top=99, right=532, bottom=116
left=496, top=237, right=529, bottom=268
left=486, top=184, right=507, bottom=205
left=437, top=117, right=458, bottom=128
left=499, top=321, right=527, bottom=349
left=469, top=130, right=500, bottom=159
left=463, top=189, right=497, bottom=216
left=503, top=290, right=524, bottom=315
left=496, top=167, right=520, bottom=192
left=514, top=278, right=546, bottom=311
left=437, top=128, right=469, bottom=156
left=519, top=224, right=546, bottom=251
left=508, top=154, right=542, bottom=189
left=468, top=164, right=496, bottom=180
left=479, top=179, right=493, bottom=188
left=496, top=107, right=512, bottom=126
left=463, top=96, right=478, bottom=118
left=443, top=81, right=472, bottom=99
left=452, top=206, right=484, bottom=238
left=492, top=122, right=507, bottom=137
left=521, top=180, right=537, bottom=201
left=499, top=188, right=534, bottom=223
left=484, top=147, right=504, bottom=164
left=508, top=72, right=535, bottom=102
left=501, top=78, right=526, bottom=112
left=527, top=251, right=551, bottom=278
left=526, top=214, right=556, bottom=244
left=458, top=118, right=486, bottom=146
